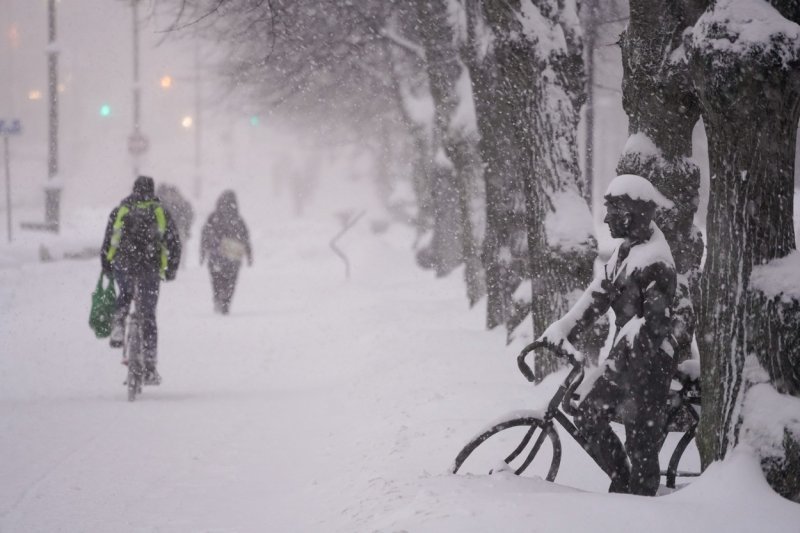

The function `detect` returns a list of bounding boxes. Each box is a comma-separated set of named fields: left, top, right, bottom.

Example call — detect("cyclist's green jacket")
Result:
left=101, top=192, right=182, bottom=279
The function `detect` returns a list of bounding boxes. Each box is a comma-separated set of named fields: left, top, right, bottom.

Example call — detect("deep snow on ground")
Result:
left=1, top=175, right=799, bottom=533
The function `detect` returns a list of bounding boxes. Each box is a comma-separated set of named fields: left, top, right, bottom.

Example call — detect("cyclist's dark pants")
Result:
left=209, top=259, right=240, bottom=314
left=113, top=268, right=161, bottom=366
left=574, top=351, right=674, bottom=496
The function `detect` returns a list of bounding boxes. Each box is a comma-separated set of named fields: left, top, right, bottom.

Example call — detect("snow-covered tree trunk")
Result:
left=416, top=0, right=485, bottom=304
left=463, top=0, right=529, bottom=329
left=687, top=0, right=800, bottom=499
left=615, top=0, right=704, bottom=366
left=480, top=0, right=595, bottom=375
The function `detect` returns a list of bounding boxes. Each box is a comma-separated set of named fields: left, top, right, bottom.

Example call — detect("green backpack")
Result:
left=89, top=272, right=117, bottom=338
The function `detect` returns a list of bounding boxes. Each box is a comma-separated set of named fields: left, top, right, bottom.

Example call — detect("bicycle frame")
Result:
left=516, top=341, right=701, bottom=488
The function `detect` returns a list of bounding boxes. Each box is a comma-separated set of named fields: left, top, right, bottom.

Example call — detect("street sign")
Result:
left=0, top=119, right=22, bottom=136
left=128, top=132, right=149, bottom=156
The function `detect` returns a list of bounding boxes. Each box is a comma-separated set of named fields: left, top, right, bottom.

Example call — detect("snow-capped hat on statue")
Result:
left=604, top=174, right=674, bottom=210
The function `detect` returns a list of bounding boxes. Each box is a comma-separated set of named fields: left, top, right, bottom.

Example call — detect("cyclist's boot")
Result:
left=144, top=360, right=161, bottom=386
left=109, top=322, right=125, bottom=348
left=144, top=370, right=161, bottom=386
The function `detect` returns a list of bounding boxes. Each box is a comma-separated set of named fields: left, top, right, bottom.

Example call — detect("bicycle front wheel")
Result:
left=452, top=417, right=561, bottom=481
left=125, top=318, right=144, bottom=402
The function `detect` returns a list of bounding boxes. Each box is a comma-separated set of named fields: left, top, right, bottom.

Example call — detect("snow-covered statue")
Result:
left=536, top=174, right=677, bottom=496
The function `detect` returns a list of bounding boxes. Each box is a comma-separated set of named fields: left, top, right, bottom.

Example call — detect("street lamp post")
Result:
left=23, top=0, right=61, bottom=232
left=125, top=0, right=149, bottom=172
left=192, top=42, right=202, bottom=200
left=45, top=0, right=60, bottom=231
left=131, top=0, right=143, bottom=176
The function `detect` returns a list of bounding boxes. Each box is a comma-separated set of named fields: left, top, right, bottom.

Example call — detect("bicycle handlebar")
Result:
left=517, top=340, right=581, bottom=382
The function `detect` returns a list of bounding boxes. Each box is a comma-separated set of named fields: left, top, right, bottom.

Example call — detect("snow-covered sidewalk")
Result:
left=1, top=199, right=798, bottom=532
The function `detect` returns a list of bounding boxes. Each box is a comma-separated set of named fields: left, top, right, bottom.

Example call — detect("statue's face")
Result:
left=604, top=201, right=632, bottom=239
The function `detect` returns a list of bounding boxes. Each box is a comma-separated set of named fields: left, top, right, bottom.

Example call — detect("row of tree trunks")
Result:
left=415, top=0, right=485, bottom=304
left=686, top=0, right=800, bottom=500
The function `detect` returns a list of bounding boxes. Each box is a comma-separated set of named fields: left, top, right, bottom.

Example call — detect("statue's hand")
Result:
left=535, top=324, right=584, bottom=363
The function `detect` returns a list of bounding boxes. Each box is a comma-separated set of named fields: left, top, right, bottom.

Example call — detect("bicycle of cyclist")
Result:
left=452, top=341, right=701, bottom=491
left=122, top=284, right=161, bottom=401
left=100, top=176, right=181, bottom=401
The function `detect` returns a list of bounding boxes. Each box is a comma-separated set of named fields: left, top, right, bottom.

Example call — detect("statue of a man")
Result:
left=537, top=174, right=678, bottom=496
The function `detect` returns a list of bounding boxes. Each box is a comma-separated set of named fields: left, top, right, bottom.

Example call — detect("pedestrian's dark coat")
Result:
left=201, top=191, right=252, bottom=267
left=201, top=190, right=252, bottom=314
left=157, top=184, right=194, bottom=244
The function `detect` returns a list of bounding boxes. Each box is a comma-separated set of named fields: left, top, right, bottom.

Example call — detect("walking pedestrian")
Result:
left=200, top=190, right=252, bottom=314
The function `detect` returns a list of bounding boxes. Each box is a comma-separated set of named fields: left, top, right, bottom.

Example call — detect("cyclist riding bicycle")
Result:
left=536, top=174, right=678, bottom=496
left=100, top=176, right=182, bottom=385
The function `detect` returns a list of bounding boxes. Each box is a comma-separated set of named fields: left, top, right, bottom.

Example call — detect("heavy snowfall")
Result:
left=2, top=0, right=800, bottom=532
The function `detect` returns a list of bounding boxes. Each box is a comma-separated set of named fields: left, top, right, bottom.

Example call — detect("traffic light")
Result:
left=99, top=104, right=111, bottom=117
left=249, top=116, right=259, bottom=127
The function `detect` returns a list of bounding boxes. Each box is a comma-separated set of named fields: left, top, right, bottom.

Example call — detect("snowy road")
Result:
left=0, top=206, right=527, bottom=531
left=2, top=195, right=799, bottom=532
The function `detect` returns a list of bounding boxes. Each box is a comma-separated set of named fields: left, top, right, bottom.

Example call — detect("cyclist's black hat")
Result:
left=133, top=175, right=155, bottom=197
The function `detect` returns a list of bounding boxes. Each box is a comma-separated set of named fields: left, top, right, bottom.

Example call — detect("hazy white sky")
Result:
left=0, top=0, right=266, bottom=210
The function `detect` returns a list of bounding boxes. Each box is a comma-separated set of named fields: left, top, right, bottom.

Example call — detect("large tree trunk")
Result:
left=463, top=0, right=529, bottom=329
left=615, top=0, right=704, bottom=366
left=416, top=0, right=485, bottom=304
left=687, top=0, right=800, bottom=499
left=480, top=0, right=595, bottom=375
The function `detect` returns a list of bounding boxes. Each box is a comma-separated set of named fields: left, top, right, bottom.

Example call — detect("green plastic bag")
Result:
left=89, top=273, right=116, bottom=338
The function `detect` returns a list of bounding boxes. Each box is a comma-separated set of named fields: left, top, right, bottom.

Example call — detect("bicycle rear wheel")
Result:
left=127, top=365, right=142, bottom=402
left=452, top=417, right=561, bottom=481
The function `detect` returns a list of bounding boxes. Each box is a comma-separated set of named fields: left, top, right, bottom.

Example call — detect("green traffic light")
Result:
left=249, top=116, right=259, bottom=127
left=100, top=104, right=111, bottom=117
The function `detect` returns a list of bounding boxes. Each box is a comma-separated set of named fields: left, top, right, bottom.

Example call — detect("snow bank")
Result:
left=750, top=250, right=800, bottom=302
left=665, top=449, right=800, bottom=531
left=741, top=383, right=800, bottom=461
left=0, top=207, right=107, bottom=268
left=374, top=448, right=800, bottom=533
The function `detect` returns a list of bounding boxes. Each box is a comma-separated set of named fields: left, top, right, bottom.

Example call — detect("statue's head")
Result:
left=603, top=174, right=673, bottom=240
